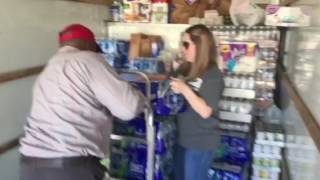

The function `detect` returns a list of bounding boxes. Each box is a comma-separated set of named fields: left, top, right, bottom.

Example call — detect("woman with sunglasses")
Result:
left=170, top=24, right=224, bottom=180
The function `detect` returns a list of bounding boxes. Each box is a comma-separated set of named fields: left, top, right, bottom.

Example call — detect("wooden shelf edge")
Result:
left=279, top=67, right=320, bottom=152
left=0, top=65, right=45, bottom=84
left=64, top=0, right=112, bottom=6
left=0, top=135, right=21, bottom=155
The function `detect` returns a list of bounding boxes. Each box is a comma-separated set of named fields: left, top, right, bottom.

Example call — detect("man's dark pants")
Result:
left=20, top=155, right=106, bottom=180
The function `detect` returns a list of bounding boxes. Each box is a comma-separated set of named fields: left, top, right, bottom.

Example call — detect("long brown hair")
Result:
left=180, top=24, right=218, bottom=80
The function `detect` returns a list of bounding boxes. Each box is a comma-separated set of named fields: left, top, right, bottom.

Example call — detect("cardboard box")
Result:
left=129, top=34, right=144, bottom=61
left=209, top=0, right=231, bottom=16
left=123, top=0, right=152, bottom=23
left=170, top=0, right=200, bottom=24
left=128, top=33, right=163, bottom=60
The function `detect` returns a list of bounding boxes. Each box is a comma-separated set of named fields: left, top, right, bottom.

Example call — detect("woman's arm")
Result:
left=170, top=78, right=213, bottom=119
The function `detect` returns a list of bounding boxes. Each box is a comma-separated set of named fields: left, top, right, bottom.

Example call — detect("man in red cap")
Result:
left=19, top=24, right=145, bottom=180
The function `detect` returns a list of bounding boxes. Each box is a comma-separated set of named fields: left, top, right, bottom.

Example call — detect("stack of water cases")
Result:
left=252, top=122, right=284, bottom=180
left=109, top=80, right=186, bottom=180
left=97, top=39, right=130, bottom=69
left=208, top=26, right=280, bottom=180
left=97, top=39, right=165, bottom=74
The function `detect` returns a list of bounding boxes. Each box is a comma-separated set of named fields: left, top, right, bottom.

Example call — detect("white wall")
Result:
left=0, top=0, right=109, bottom=179
left=0, top=77, right=36, bottom=144
left=0, top=148, right=19, bottom=180
left=0, top=0, right=109, bottom=72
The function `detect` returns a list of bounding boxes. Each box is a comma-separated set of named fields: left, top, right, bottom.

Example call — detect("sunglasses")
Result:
left=181, top=41, right=190, bottom=50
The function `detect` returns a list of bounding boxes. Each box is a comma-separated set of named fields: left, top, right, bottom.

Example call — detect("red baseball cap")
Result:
left=59, top=24, right=102, bottom=53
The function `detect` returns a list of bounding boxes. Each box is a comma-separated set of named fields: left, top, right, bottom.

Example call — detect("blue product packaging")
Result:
left=154, top=80, right=187, bottom=116
left=154, top=153, right=174, bottom=180
left=110, top=141, right=131, bottom=178
left=113, top=119, right=135, bottom=136
left=101, top=53, right=123, bottom=69
left=130, top=58, right=153, bottom=74
left=224, top=171, right=241, bottom=180
left=116, top=40, right=130, bottom=68
left=97, top=40, right=117, bottom=54
left=123, top=79, right=187, bottom=116
left=154, top=92, right=187, bottom=116
left=153, top=98, right=171, bottom=116
left=127, top=143, right=173, bottom=180
left=130, top=58, right=166, bottom=74
left=151, top=41, right=164, bottom=57
left=101, top=54, right=115, bottom=67
left=127, top=118, right=173, bottom=155
left=163, top=90, right=187, bottom=114
left=220, top=135, right=250, bottom=165
left=97, top=39, right=130, bottom=69
left=113, top=56, right=124, bottom=69
left=128, top=81, right=159, bottom=98
left=154, top=154, right=174, bottom=180
left=112, top=119, right=175, bottom=180
left=155, top=128, right=167, bottom=155
left=208, top=168, right=243, bottom=180
left=154, top=156, right=164, bottom=180
left=128, top=143, right=147, bottom=180
left=153, top=95, right=187, bottom=116
left=128, top=118, right=146, bottom=138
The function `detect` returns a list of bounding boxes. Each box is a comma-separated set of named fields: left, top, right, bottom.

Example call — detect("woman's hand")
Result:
left=170, top=77, right=213, bottom=119
left=170, top=77, right=190, bottom=95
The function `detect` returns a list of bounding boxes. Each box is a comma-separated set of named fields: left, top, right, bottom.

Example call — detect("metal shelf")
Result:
left=223, top=88, right=256, bottom=99
left=111, top=134, right=147, bottom=144
left=219, top=111, right=253, bottom=123
left=253, top=152, right=282, bottom=160
left=255, top=140, right=285, bottom=147
left=219, top=125, right=250, bottom=133
left=220, top=131, right=249, bottom=138
left=252, top=165, right=281, bottom=172
left=211, top=162, right=242, bottom=173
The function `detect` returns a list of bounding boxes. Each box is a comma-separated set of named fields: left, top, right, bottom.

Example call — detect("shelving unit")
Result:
left=223, top=88, right=256, bottom=99
left=219, top=111, right=253, bottom=123
left=253, top=152, right=282, bottom=160
left=101, top=22, right=320, bottom=180
left=210, top=25, right=283, bottom=180
left=110, top=134, right=147, bottom=144
left=255, top=140, right=285, bottom=147
left=103, top=21, right=189, bottom=50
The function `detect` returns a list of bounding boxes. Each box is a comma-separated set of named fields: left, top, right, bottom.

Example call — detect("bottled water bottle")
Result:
left=164, top=89, right=185, bottom=114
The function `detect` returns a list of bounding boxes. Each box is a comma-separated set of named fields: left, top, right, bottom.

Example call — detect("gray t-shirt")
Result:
left=177, top=67, right=224, bottom=150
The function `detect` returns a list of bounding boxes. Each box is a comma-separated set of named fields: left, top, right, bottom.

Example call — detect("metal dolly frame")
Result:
left=108, top=70, right=155, bottom=180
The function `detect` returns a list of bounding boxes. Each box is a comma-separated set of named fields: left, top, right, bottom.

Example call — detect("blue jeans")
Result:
left=175, top=145, right=215, bottom=180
